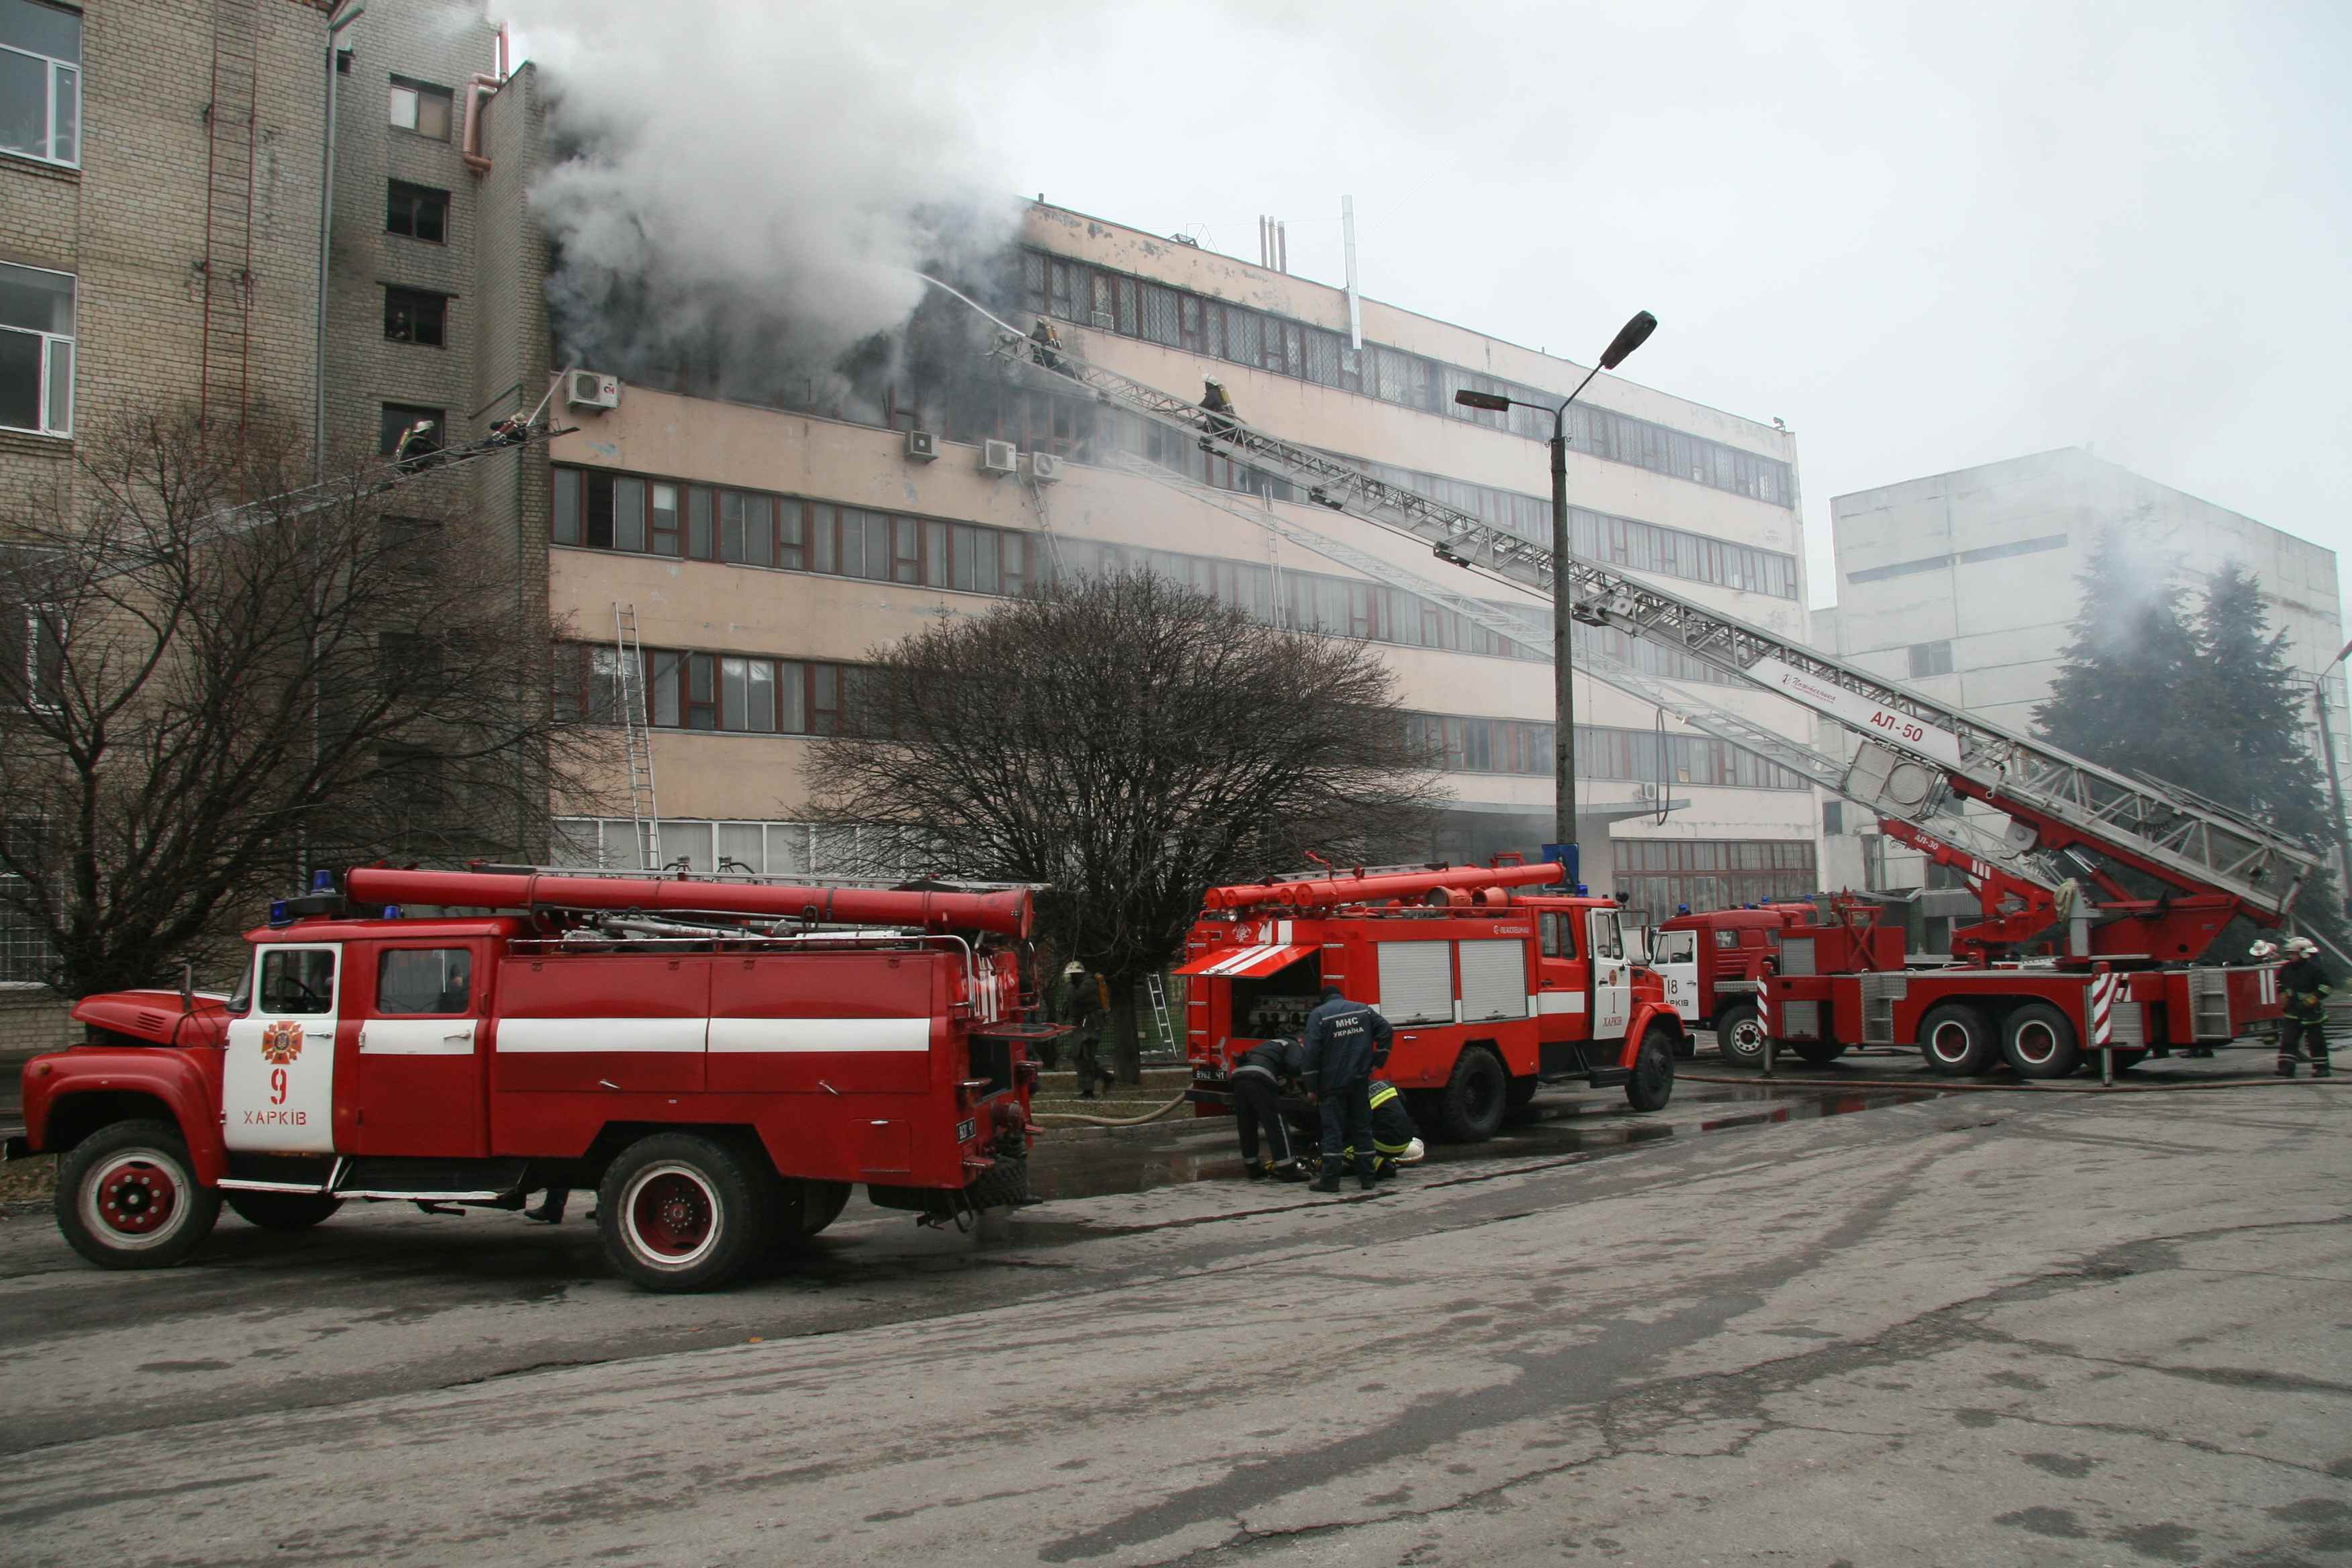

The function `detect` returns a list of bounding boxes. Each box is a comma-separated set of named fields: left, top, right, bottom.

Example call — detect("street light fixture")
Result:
left=1453, top=310, right=1658, bottom=873
left=2315, top=636, right=2352, bottom=917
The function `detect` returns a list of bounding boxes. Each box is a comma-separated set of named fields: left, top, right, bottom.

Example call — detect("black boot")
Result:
left=1245, top=1161, right=1269, bottom=1181
left=1271, top=1161, right=1307, bottom=1183
left=2277, top=1061, right=2298, bottom=1078
left=1311, top=1168, right=1342, bottom=1193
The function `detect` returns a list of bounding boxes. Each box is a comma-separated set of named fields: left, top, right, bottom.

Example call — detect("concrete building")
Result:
left=1818, top=446, right=2345, bottom=943
left=537, top=203, right=1818, bottom=920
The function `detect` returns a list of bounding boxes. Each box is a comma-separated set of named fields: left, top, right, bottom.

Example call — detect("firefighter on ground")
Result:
left=1338, top=1079, right=1426, bottom=1181
left=1199, top=377, right=1238, bottom=447
left=1301, top=985, right=1393, bottom=1193
left=2275, top=935, right=2334, bottom=1079
left=1064, top=963, right=1117, bottom=1099
left=1228, top=1035, right=1308, bottom=1181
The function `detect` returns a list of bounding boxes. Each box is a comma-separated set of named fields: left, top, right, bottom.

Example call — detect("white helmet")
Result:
left=2248, top=940, right=2280, bottom=960
left=2284, top=936, right=2319, bottom=957
left=1400, top=1136, right=1426, bottom=1165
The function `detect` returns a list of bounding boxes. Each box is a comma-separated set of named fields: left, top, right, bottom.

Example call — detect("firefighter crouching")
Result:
left=1229, top=1035, right=1309, bottom=1181
left=2273, top=936, right=2335, bottom=1079
left=1302, top=985, right=1394, bottom=1193
left=1337, top=1079, right=1426, bottom=1181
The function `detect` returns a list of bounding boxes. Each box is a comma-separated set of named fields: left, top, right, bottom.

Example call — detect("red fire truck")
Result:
left=1181, top=861, right=1685, bottom=1143
left=8, top=865, right=1046, bottom=1291
left=1645, top=903, right=1893, bottom=1068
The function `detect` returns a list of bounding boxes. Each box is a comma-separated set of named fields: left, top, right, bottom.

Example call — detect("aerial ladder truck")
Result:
left=975, top=304, right=2318, bottom=1080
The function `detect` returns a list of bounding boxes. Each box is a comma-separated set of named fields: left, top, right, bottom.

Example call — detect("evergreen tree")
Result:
left=2033, top=524, right=2201, bottom=788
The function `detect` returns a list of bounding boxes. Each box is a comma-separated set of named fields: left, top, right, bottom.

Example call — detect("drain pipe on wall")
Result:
left=313, top=1, right=364, bottom=482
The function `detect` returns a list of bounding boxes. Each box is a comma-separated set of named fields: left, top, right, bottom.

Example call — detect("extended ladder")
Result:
left=612, top=603, right=661, bottom=871
left=197, top=0, right=260, bottom=435
left=971, top=315, right=2318, bottom=916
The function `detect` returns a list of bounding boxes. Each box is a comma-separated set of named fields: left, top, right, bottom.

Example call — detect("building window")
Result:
left=0, top=0, right=79, bottom=167
left=0, top=260, right=72, bottom=436
left=1908, top=640, right=1954, bottom=679
left=379, top=403, right=444, bottom=458
left=1822, top=801, right=1845, bottom=836
left=388, top=77, right=452, bottom=140
left=1616, top=839, right=1818, bottom=924
left=383, top=287, right=448, bottom=347
left=385, top=180, right=448, bottom=243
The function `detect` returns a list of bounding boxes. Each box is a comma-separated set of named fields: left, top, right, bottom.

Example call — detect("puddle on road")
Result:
left=1027, top=1087, right=1940, bottom=1202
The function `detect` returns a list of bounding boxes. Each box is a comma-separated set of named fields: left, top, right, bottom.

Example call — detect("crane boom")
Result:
left=993, top=328, right=2316, bottom=920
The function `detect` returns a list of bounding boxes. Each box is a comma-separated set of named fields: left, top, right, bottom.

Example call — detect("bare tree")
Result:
left=0, top=405, right=611, bottom=997
left=807, top=571, right=1441, bottom=1080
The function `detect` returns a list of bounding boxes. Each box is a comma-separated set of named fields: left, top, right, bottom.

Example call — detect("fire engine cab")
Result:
left=1181, top=861, right=1685, bottom=1142
left=10, top=865, right=1046, bottom=1292
left=1645, top=903, right=1890, bottom=1068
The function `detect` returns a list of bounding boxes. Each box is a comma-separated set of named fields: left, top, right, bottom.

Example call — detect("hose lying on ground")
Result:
left=1030, top=1090, right=1194, bottom=1127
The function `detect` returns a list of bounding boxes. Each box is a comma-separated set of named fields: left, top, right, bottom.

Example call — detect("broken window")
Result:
left=383, top=287, right=447, bottom=346
left=388, top=77, right=452, bottom=139
left=0, top=0, right=79, bottom=166
left=385, top=180, right=448, bottom=243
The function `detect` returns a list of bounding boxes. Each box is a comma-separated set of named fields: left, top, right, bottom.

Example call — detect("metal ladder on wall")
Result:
left=1144, top=973, right=1177, bottom=1057
left=197, top=0, right=260, bottom=436
left=612, top=604, right=662, bottom=870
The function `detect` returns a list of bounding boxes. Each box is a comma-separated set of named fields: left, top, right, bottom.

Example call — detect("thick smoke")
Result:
left=501, top=0, right=1024, bottom=412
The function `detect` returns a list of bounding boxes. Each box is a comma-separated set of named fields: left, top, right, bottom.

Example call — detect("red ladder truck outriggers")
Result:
left=1180, top=859, right=1685, bottom=1144
left=10, top=865, right=1048, bottom=1291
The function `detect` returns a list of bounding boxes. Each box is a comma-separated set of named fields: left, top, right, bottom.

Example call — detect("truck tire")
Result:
left=771, top=1177, right=853, bottom=1242
left=1714, top=1001, right=1767, bottom=1069
left=224, top=1191, right=343, bottom=1232
left=56, top=1118, right=221, bottom=1270
left=1794, top=1042, right=1847, bottom=1067
left=1504, top=1074, right=1540, bottom=1110
left=1919, top=1002, right=1996, bottom=1075
left=1432, top=1048, right=1508, bottom=1143
left=2001, top=1001, right=2081, bottom=1079
left=1625, top=1024, right=1677, bottom=1112
left=597, top=1132, right=766, bottom=1293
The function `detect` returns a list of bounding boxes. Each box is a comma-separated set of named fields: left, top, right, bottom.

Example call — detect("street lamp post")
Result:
left=2316, top=637, right=2352, bottom=918
left=1455, top=311, right=1657, bottom=871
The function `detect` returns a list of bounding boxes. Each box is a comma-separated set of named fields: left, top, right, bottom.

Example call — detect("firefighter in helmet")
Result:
left=1338, top=1079, right=1426, bottom=1181
left=1063, top=963, right=1116, bottom=1098
left=1199, top=377, right=1238, bottom=447
left=2274, top=935, right=2334, bottom=1078
left=1228, top=1034, right=1308, bottom=1181
left=1300, top=984, right=1393, bottom=1193
left=1029, top=316, right=1069, bottom=376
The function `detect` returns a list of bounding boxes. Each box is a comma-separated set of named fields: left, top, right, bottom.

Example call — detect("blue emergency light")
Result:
left=311, top=870, right=335, bottom=892
left=267, top=900, right=291, bottom=926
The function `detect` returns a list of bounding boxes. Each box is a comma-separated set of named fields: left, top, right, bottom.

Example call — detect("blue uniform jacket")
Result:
left=1301, top=995, right=1393, bottom=1092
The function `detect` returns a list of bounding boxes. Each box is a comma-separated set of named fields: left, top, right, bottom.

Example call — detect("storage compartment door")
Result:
left=1457, top=940, right=1529, bottom=1022
left=1377, top=940, right=1455, bottom=1025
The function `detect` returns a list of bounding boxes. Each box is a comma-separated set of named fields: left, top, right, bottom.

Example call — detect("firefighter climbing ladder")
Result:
left=612, top=603, right=663, bottom=871
left=949, top=293, right=2320, bottom=917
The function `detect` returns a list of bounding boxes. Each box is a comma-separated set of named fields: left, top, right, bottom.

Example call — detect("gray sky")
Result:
left=508, top=0, right=2349, bottom=614
left=969, top=0, right=2350, bottom=611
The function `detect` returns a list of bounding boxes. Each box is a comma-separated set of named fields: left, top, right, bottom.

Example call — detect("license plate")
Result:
left=957, top=1118, right=977, bottom=1142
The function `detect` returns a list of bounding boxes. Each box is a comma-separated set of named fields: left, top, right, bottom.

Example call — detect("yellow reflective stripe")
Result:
left=1368, top=1083, right=1398, bottom=1110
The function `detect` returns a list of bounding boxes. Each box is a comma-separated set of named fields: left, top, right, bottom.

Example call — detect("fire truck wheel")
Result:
left=224, top=1191, right=344, bottom=1232
left=1625, top=1025, right=1677, bottom=1112
left=1432, top=1048, right=1509, bottom=1143
left=773, top=1178, right=853, bottom=1240
left=56, top=1118, right=221, bottom=1270
left=1504, top=1074, right=1540, bottom=1110
left=1793, top=1042, right=1847, bottom=1067
left=1918, top=1003, right=1996, bottom=1075
left=2000, top=1002, right=2081, bottom=1079
left=1713, top=1001, right=1767, bottom=1069
left=597, top=1134, right=765, bottom=1293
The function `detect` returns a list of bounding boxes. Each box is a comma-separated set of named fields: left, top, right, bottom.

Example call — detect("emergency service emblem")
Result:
left=259, top=1020, right=305, bottom=1064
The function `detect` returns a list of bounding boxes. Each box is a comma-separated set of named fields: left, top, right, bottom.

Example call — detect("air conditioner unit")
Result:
left=980, top=440, right=1018, bottom=477
left=1634, top=782, right=1658, bottom=800
left=1028, top=452, right=1064, bottom=483
left=1091, top=310, right=1116, bottom=330
left=903, top=429, right=939, bottom=462
left=566, top=371, right=620, bottom=412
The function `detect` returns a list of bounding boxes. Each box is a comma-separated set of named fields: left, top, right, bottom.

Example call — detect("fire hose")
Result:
left=1030, top=1090, right=1194, bottom=1127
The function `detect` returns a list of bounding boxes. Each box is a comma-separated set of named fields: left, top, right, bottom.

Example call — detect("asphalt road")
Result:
left=1, top=1054, right=2346, bottom=1565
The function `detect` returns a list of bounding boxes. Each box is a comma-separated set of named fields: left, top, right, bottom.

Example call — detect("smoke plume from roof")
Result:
left=501, top=0, right=1022, bottom=404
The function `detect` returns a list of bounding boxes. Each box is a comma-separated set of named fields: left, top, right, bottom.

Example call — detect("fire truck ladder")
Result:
left=1144, top=971, right=1177, bottom=1055
left=612, top=604, right=662, bottom=871
left=972, top=320, right=2319, bottom=920
left=197, top=0, right=261, bottom=436
left=1104, top=452, right=2060, bottom=893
